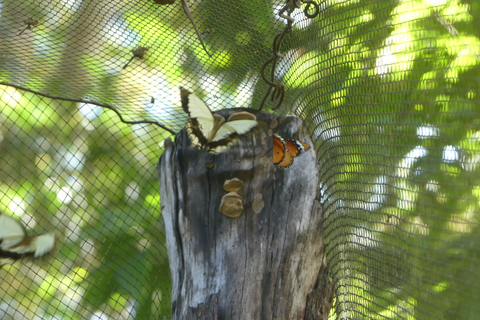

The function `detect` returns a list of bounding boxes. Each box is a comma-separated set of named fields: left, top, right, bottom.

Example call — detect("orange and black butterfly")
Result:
left=273, top=134, right=310, bottom=168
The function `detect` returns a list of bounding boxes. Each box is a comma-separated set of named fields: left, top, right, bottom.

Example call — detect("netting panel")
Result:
left=0, top=85, right=170, bottom=319
left=310, top=1, right=480, bottom=319
left=0, top=0, right=286, bottom=132
left=1, top=0, right=480, bottom=319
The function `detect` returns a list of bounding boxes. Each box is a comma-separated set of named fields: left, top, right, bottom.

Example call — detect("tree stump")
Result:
left=158, top=109, right=333, bottom=319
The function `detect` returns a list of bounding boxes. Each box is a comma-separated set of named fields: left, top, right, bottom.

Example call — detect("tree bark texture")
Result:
left=158, top=109, right=332, bottom=319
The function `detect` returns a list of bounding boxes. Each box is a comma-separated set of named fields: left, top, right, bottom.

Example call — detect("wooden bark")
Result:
left=158, top=109, right=332, bottom=320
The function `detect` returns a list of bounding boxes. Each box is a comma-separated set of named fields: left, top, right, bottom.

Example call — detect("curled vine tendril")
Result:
left=259, top=0, right=320, bottom=111
left=302, top=0, right=320, bottom=19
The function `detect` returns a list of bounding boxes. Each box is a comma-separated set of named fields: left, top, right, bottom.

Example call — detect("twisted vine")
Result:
left=259, top=0, right=319, bottom=111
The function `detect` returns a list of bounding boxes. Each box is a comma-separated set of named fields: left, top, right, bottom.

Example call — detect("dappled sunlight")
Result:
left=79, top=104, right=103, bottom=121
left=125, top=182, right=141, bottom=203
left=397, top=146, right=428, bottom=178
left=57, top=187, right=73, bottom=205
left=0, top=0, right=480, bottom=318
left=417, top=125, right=439, bottom=139
left=350, top=226, right=378, bottom=249
left=7, top=196, right=26, bottom=217
left=443, top=145, right=459, bottom=163
left=0, top=83, right=169, bottom=318
left=0, top=86, right=21, bottom=106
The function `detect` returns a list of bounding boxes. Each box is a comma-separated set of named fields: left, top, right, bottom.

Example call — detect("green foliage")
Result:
left=1, top=0, right=480, bottom=319
left=306, top=1, right=480, bottom=319
left=0, top=85, right=171, bottom=318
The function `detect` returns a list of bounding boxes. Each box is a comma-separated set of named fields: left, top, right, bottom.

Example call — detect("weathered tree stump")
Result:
left=158, top=109, right=333, bottom=319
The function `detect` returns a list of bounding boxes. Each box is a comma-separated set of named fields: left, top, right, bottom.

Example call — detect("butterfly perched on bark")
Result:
left=180, top=88, right=258, bottom=153
left=0, top=213, right=58, bottom=267
left=273, top=134, right=310, bottom=168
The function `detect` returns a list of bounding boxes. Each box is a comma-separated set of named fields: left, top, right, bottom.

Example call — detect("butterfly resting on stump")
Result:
left=180, top=88, right=258, bottom=153
left=273, top=134, right=310, bottom=168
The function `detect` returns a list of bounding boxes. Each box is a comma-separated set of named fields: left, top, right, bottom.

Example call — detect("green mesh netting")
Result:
left=1, top=0, right=480, bottom=319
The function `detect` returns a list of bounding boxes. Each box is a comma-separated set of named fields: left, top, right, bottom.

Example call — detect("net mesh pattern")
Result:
left=1, top=0, right=480, bottom=319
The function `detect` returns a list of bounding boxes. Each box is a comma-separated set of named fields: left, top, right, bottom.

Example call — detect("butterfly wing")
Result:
left=0, top=213, right=57, bottom=266
left=208, top=119, right=258, bottom=153
left=285, top=139, right=310, bottom=157
left=181, top=88, right=216, bottom=148
left=273, top=134, right=287, bottom=165
left=0, top=214, right=26, bottom=250
left=214, top=120, right=258, bottom=141
left=31, top=233, right=57, bottom=258
left=299, top=141, right=310, bottom=151
left=4, top=233, right=57, bottom=256
left=277, top=149, right=294, bottom=168
left=0, top=213, right=28, bottom=266
left=273, top=134, right=310, bottom=168
left=181, top=88, right=214, bottom=120
left=181, top=88, right=258, bottom=152
left=273, top=134, right=296, bottom=168
left=186, top=117, right=214, bottom=148
left=0, top=257, right=15, bottom=266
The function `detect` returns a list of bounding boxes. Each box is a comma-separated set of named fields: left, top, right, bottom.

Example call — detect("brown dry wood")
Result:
left=159, top=109, right=332, bottom=319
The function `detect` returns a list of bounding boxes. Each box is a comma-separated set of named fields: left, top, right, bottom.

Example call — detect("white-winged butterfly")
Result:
left=273, top=134, right=310, bottom=168
left=181, top=88, right=258, bottom=153
left=0, top=213, right=58, bottom=267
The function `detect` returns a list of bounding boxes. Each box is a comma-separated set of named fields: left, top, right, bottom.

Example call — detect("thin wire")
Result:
left=0, top=82, right=177, bottom=135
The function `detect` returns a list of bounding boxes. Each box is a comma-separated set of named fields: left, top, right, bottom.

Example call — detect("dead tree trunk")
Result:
left=158, top=110, right=333, bottom=319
